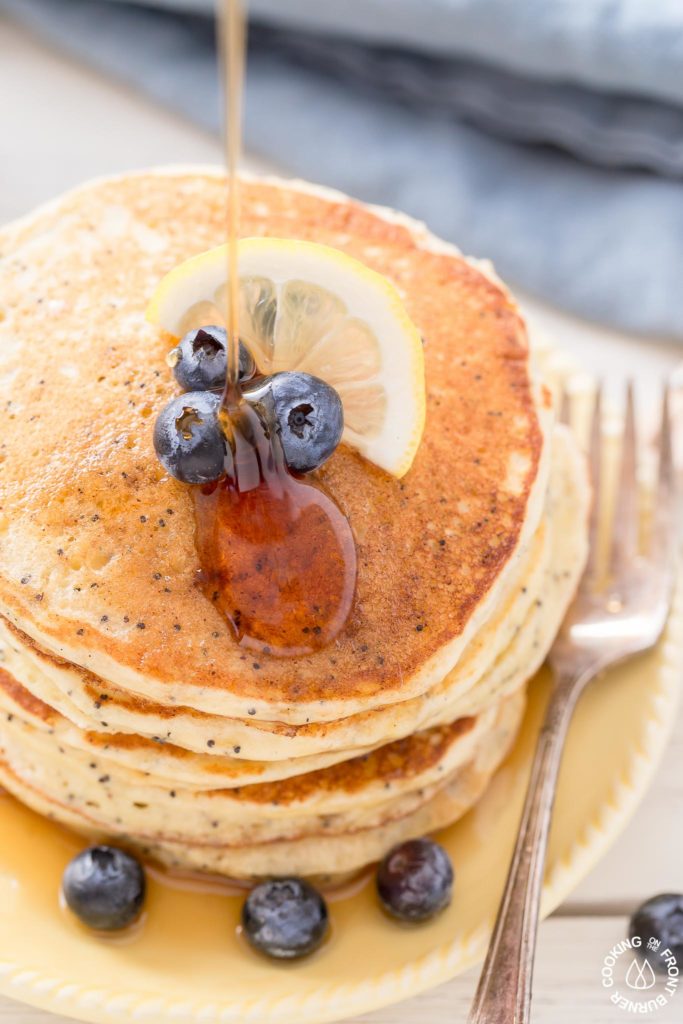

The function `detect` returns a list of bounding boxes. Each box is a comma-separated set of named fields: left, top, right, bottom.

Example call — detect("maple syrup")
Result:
left=194, top=400, right=356, bottom=655
left=192, top=0, right=357, bottom=655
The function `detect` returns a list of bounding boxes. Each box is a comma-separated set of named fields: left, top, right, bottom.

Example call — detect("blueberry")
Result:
left=62, top=845, right=145, bottom=931
left=153, top=390, right=226, bottom=484
left=242, top=878, right=329, bottom=959
left=629, top=894, right=683, bottom=972
left=377, top=838, right=454, bottom=923
left=244, top=371, right=343, bottom=474
left=170, top=326, right=255, bottom=392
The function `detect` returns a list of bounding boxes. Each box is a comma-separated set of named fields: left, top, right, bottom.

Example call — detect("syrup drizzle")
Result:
left=194, top=402, right=356, bottom=656
left=192, top=0, right=357, bottom=656
left=217, top=0, right=243, bottom=413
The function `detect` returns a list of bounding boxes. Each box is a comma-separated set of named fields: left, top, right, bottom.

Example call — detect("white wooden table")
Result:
left=1, top=19, right=682, bottom=1024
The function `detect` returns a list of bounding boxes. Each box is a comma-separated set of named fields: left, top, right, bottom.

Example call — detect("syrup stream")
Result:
left=218, top=0, right=244, bottom=411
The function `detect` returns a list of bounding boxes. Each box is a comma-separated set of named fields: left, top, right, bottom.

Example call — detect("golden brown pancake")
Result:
left=0, top=169, right=548, bottom=723
left=0, top=660, right=525, bottom=877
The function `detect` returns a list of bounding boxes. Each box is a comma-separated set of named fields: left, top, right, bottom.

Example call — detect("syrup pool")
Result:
left=193, top=401, right=357, bottom=656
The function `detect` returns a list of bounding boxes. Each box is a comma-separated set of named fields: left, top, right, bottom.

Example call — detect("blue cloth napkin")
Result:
left=3, top=0, right=683, bottom=339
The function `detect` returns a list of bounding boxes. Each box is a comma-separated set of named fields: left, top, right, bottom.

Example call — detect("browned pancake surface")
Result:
left=0, top=665, right=477, bottom=803
left=0, top=172, right=542, bottom=704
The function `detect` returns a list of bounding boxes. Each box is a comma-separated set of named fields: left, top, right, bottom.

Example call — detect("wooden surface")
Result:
left=1, top=17, right=682, bottom=1024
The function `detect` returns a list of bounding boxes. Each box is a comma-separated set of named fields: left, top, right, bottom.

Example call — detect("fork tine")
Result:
left=585, top=383, right=603, bottom=578
left=609, top=381, right=639, bottom=571
left=652, top=381, right=678, bottom=564
left=659, top=382, right=673, bottom=494
left=558, top=385, right=571, bottom=428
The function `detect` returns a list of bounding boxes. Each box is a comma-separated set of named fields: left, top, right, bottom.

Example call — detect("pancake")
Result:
left=0, top=169, right=550, bottom=724
left=0, top=672, right=352, bottom=789
left=0, top=684, right=524, bottom=878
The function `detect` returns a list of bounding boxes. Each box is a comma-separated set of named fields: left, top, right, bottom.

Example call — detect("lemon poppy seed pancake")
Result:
left=0, top=678, right=526, bottom=878
left=0, top=169, right=548, bottom=722
left=0, top=170, right=589, bottom=877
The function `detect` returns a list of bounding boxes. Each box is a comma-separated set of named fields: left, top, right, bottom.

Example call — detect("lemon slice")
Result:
left=146, top=239, right=425, bottom=477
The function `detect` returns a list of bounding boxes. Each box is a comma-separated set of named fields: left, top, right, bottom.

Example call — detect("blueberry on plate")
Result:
left=62, top=844, right=145, bottom=931
left=377, top=838, right=454, bottom=923
left=153, top=390, right=226, bottom=484
left=244, top=371, right=343, bottom=474
left=629, top=894, right=683, bottom=972
left=242, top=878, right=329, bottom=959
left=170, top=325, right=255, bottom=392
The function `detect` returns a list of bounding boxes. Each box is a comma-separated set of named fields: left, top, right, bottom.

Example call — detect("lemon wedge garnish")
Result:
left=146, top=239, right=425, bottom=478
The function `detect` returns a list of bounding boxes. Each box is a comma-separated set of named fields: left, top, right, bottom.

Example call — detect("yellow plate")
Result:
left=0, top=579, right=681, bottom=1024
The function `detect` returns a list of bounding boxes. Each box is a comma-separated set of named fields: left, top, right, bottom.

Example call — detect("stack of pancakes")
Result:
left=0, top=171, right=588, bottom=879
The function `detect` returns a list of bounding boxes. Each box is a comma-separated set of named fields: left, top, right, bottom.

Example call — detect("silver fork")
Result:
left=468, top=382, right=678, bottom=1024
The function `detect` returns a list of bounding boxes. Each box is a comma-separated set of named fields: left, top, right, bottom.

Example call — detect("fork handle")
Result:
left=467, top=666, right=596, bottom=1024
